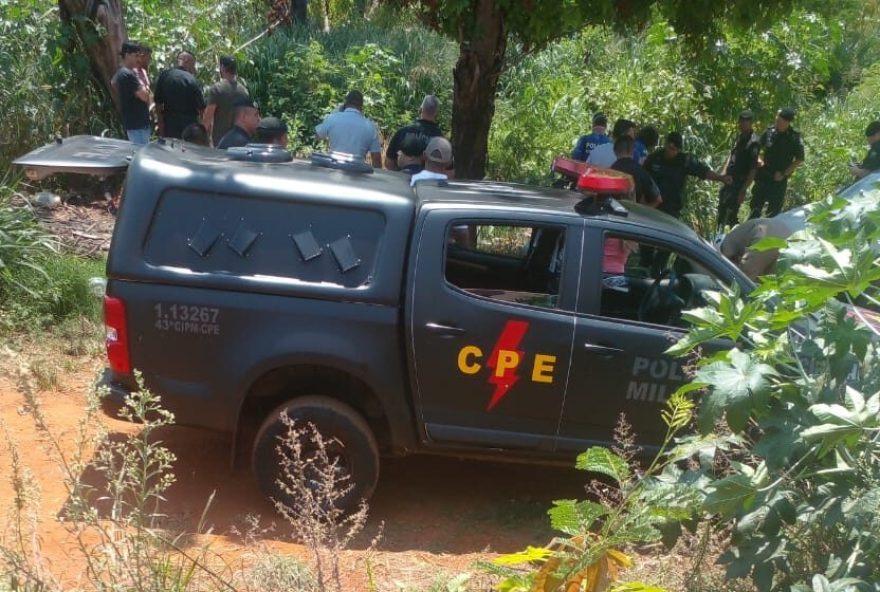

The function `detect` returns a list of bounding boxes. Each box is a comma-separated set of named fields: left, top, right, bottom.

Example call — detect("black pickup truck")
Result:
left=16, top=136, right=752, bottom=509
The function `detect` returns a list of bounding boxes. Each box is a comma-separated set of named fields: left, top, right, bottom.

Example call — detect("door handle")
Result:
left=583, top=342, right=624, bottom=356
left=425, top=322, right=466, bottom=336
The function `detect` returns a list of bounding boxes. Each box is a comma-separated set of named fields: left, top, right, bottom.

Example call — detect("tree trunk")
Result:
left=451, top=0, right=506, bottom=180
left=58, top=0, right=127, bottom=107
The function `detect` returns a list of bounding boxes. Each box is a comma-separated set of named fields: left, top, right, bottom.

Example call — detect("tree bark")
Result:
left=451, top=0, right=506, bottom=180
left=58, top=0, right=127, bottom=107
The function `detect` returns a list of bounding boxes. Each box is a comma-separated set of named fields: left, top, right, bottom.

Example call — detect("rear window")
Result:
left=142, top=188, right=384, bottom=288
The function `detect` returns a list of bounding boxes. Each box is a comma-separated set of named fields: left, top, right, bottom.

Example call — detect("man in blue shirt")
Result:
left=572, top=113, right=609, bottom=162
left=316, top=90, right=383, bottom=168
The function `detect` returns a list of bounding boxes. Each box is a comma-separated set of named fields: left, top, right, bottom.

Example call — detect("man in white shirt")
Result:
left=315, top=90, right=382, bottom=168
left=411, top=137, right=454, bottom=186
left=587, top=118, right=636, bottom=168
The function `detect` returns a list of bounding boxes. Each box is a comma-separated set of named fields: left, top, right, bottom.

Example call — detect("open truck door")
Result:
left=14, top=135, right=135, bottom=180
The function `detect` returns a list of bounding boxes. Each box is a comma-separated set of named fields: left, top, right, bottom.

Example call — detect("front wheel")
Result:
left=251, top=396, right=380, bottom=513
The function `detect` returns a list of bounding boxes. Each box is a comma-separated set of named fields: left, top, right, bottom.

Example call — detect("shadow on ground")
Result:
left=63, top=424, right=588, bottom=554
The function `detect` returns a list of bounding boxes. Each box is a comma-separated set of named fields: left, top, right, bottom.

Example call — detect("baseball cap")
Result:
left=592, top=113, right=608, bottom=127
left=232, top=97, right=257, bottom=110
left=257, top=117, right=287, bottom=134
left=738, top=110, right=754, bottom=120
left=778, top=107, right=796, bottom=121
left=865, top=121, right=880, bottom=137
left=425, top=136, right=453, bottom=164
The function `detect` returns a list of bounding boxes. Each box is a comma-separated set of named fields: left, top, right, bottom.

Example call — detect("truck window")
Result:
left=600, top=233, right=726, bottom=327
left=445, top=223, right=565, bottom=310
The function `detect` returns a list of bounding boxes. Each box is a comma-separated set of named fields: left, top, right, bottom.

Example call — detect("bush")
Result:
left=242, top=18, right=456, bottom=153
left=0, top=184, right=104, bottom=334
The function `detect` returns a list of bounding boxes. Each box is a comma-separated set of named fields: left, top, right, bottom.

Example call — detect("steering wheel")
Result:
left=638, top=268, right=686, bottom=325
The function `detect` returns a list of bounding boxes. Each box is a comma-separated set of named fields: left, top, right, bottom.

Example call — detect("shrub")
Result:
left=664, top=187, right=880, bottom=588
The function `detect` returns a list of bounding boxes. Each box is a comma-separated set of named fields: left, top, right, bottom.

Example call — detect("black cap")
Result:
left=257, top=116, right=287, bottom=134
left=778, top=107, right=796, bottom=121
left=666, top=131, right=683, bottom=150
left=865, top=121, right=880, bottom=137
left=738, top=110, right=754, bottom=120
left=232, top=97, right=257, bottom=110
left=592, top=113, right=608, bottom=127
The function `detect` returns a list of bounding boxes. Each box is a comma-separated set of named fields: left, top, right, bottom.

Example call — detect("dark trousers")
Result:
left=749, top=177, right=787, bottom=219
left=717, top=183, right=744, bottom=230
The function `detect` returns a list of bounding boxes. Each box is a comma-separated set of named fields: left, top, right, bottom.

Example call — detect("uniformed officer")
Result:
left=643, top=132, right=731, bottom=221
left=850, top=121, right=880, bottom=179
left=572, top=113, right=610, bottom=162
left=748, top=108, right=805, bottom=219
left=717, top=110, right=759, bottom=231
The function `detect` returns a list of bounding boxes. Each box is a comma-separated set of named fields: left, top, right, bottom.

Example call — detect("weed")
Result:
left=273, top=417, right=382, bottom=592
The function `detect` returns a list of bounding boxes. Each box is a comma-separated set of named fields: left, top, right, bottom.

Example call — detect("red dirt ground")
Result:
left=0, top=353, right=590, bottom=590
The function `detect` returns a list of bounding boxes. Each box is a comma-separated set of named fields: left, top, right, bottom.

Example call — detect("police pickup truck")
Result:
left=16, top=136, right=752, bottom=509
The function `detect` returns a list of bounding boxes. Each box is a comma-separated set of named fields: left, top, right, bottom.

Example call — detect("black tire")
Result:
left=251, top=396, right=379, bottom=513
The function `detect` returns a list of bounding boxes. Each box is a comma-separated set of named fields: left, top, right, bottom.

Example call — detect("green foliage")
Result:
left=666, top=188, right=880, bottom=588
left=490, top=391, right=702, bottom=591
left=242, top=20, right=455, bottom=153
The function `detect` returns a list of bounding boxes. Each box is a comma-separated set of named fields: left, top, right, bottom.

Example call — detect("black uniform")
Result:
left=611, top=157, right=661, bottom=206
left=154, top=67, right=206, bottom=139
left=861, top=140, right=880, bottom=173
left=717, top=132, right=759, bottom=229
left=643, top=150, right=711, bottom=219
left=216, top=125, right=252, bottom=149
left=111, top=66, right=150, bottom=132
left=749, top=126, right=804, bottom=219
left=385, top=119, right=443, bottom=165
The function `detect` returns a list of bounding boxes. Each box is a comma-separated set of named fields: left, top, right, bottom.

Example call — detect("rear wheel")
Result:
left=251, top=396, right=379, bottom=513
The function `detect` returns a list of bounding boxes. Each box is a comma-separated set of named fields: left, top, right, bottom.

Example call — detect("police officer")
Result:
left=850, top=121, right=880, bottom=179
left=572, top=113, right=610, bottom=162
left=716, top=111, right=759, bottom=231
left=643, top=132, right=731, bottom=221
left=748, top=108, right=804, bottom=219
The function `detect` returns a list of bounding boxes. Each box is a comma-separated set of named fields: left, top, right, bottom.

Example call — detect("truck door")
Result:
left=558, top=226, right=735, bottom=452
left=409, top=211, right=582, bottom=451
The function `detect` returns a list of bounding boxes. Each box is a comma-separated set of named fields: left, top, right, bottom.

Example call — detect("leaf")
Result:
left=610, top=584, right=670, bottom=592
left=750, top=236, right=788, bottom=251
left=575, top=447, right=629, bottom=483
left=695, top=349, right=776, bottom=433
left=812, top=574, right=832, bottom=592
left=492, top=546, right=552, bottom=566
left=548, top=499, right=608, bottom=535
left=703, top=474, right=757, bottom=518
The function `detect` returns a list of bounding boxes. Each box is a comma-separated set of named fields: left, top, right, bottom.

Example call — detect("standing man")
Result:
left=643, top=132, right=731, bottom=221
left=203, top=56, right=249, bottom=147
left=572, top=113, right=610, bottom=162
left=385, top=95, right=444, bottom=171
left=587, top=119, right=635, bottom=168
left=315, top=90, right=382, bottom=168
left=135, top=44, right=152, bottom=89
left=610, top=136, right=662, bottom=208
left=216, top=98, right=260, bottom=149
left=154, top=51, right=205, bottom=139
left=850, top=121, right=880, bottom=179
left=717, top=110, right=760, bottom=230
left=111, top=41, right=152, bottom=145
left=749, top=108, right=805, bottom=219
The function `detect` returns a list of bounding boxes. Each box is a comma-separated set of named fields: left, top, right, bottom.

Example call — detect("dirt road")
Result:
left=0, top=352, right=588, bottom=589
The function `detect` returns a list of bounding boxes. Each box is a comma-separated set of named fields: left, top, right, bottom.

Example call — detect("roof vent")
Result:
left=227, top=144, right=293, bottom=163
left=309, top=152, right=373, bottom=174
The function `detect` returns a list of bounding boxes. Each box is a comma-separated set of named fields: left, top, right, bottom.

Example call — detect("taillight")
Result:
left=104, top=295, right=131, bottom=374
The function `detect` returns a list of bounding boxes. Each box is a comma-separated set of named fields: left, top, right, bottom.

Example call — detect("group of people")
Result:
left=111, top=42, right=454, bottom=181
left=112, top=43, right=286, bottom=149
left=571, top=109, right=806, bottom=229
left=575, top=109, right=880, bottom=279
